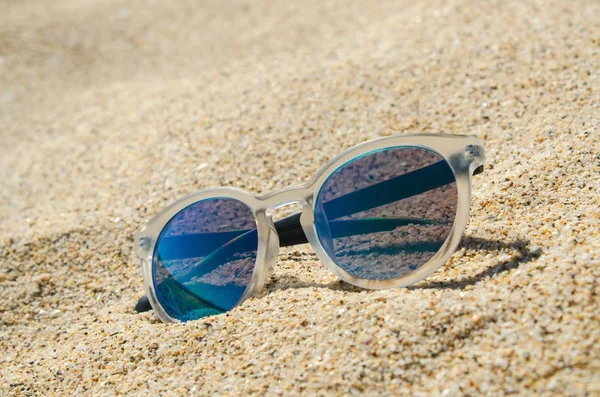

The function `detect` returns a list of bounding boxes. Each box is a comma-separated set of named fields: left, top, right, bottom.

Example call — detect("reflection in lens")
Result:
left=314, top=147, right=458, bottom=280
left=152, top=197, right=258, bottom=321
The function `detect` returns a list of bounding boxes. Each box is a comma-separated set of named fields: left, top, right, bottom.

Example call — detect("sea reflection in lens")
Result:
left=152, top=197, right=258, bottom=321
left=314, top=147, right=458, bottom=280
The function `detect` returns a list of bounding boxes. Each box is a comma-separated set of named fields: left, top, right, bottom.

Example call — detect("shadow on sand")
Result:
left=266, top=237, right=543, bottom=293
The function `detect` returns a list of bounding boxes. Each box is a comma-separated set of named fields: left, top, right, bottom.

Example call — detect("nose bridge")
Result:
left=259, top=184, right=311, bottom=211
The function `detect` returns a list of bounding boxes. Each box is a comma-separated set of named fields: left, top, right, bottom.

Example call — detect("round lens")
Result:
left=314, top=147, right=457, bottom=280
left=152, top=197, right=258, bottom=321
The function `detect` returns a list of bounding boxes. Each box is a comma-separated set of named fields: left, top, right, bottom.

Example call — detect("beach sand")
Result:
left=1, top=0, right=599, bottom=395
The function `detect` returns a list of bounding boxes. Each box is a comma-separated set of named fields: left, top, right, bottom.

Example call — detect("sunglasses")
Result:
left=134, top=134, right=485, bottom=322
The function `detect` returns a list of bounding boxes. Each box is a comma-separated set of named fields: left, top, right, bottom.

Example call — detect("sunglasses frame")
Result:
left=135, top=133, right=485, bottom=323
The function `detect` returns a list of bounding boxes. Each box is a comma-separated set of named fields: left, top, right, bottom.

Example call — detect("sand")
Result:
left=1, top=0, right=599, bottom=395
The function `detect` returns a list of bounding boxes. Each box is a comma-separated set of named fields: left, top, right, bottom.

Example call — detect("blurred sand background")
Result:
left=1, top=0, right=599, bottom=395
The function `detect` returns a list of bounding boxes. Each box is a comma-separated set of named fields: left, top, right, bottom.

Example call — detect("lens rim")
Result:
left=152, top=197, right=260, bottom=321
left=136, top=188, right=279, bottom=323
left=311, top=145, right=459, bottom=284
left=301, top=139, right=473, bottom=291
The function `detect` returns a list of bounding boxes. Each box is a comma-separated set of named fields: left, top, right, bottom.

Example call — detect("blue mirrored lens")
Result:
left=314, top=147, right=457, bottom=280
left=153, top=197, right=258, bottom=321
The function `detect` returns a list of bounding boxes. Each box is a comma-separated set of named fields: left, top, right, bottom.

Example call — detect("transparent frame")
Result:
left=135, top=134, right=485, bottom=323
